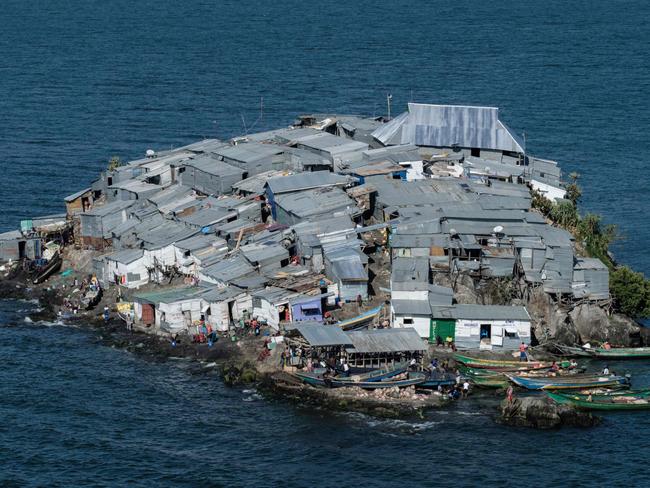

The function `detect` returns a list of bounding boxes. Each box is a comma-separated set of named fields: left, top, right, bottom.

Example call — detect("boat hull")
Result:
left=547, top=392, right=650, bottom=411
left=507, top=374, right=629, bottom=391
left=586, top=347, right=650, bottom=359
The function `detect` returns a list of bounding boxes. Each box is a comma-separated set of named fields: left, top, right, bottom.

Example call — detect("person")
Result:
left=549, top=361, right=560, bottom=372
left=342, top=361, right=350, bottom=377
left=445, top=336, right=453, bottom=348
left=125, top=312, right=133, bottom=332
left=506, top=385, right=514, bottom=403
left=455, top=370, right=462, bottom=385
left=602, top=365, right=610, bottom=375
left=519, top=342, right=528, bottom=362
left=429, top=358, right=439, bottom=372
left=436, top=335, right=443, bottom=346
left=569, top=359, right=578, bottom=369
left=103, top=306, right=110, bottom=323
left=603, top=341, right=612, bottom=350
left=409, top=357, right=418, bottom=370
left=586, top=393, right=593, bottom=402
left=462, top=380, right=470, bottom=398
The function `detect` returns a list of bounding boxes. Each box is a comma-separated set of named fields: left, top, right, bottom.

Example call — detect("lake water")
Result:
left=1, top=0, right=649, bottom=486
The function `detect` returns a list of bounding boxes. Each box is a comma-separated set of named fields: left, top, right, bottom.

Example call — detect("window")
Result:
left=505, top=331, right=517, bottom=338
left=252, top=297, right=262, bottom=308
left=403, top=318, right=414, bottom=325
left=301, top=307, right=320, bottom=316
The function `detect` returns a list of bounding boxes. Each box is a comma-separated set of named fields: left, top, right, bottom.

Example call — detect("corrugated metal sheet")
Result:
left=267, top=171, right=355, bottom=195
left=346, top=328, right=426, bottom=353
left=372, top=103, right=524, bottom=153
left=289, top=323, right=351, bottom=346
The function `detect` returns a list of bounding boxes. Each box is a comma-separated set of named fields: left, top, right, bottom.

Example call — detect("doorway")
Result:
left=480, top=323, right=491, bottom=343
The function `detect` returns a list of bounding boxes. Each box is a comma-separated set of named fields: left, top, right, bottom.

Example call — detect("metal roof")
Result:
left=430, top=304, right=531, bottom=321
left=267, top=171, right=355, bottom=194
left=183, top=155, right=243, bottom=177
left=213, top=142, right=285, bottom=164
left=274, top=187, right=359, bottom=220
left=346, top=328, right=426, bottom=353
left=232, top=170, right=286, bottom=194
left=82, top=200, right=135, bottom=217
left=134, top=286, right=205, bottom=305
left=201, top=255, right=256, bottom=283
left=392, top=299, right=431, bottom=315
left=105, top=248, right=144, bottom=264
left=289, top=323, right=352, bottom=347
left=201, top=286, right=245, bottom=302
left=372, top=103, right=524, bottom=153
left=64, top=187, right=92, bottom=202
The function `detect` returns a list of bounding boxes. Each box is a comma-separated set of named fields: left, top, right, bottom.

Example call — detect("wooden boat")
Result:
left=336, top=306, right=382, bottom=331
left=507, top=373, right=630, bottom=391
left=550, top=389, right=650, bottom=402
left=454, top=354, right=555, bottom=371
left=584, top=347, right=650, bottom=359
left=32, top=252, right=62, bottom=284
left=547, top=391, right=650, bottom=411
left=341, top=361, right=409, bottom=383
left=81, top=287, right=103, bottom=310
left=470, top=375, right=510, bottom=389
left=294, top=371, right=426, bottom=389
left=552, top=344, right=595, bottom=357
left=418, top=372, right=456, bottom=389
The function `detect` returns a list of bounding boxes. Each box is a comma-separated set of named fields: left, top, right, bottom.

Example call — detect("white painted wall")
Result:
left=530, top=179, right=566, bottom=201
left=104, top=257, right=149, bottom=289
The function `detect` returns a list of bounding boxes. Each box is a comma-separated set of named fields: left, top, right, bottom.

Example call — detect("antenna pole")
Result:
left=387, top=93, right=392, bottom=120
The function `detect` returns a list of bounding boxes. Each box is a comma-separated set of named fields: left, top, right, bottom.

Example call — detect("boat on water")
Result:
left=583, top=346, right=650, bottom=359
left=294, top=371, right=426, bottom=389
left=32, top=252, right=62, bottom=285
left=470, top=375, right=510, bottom=389
left=550, top=389, right=650, bottom=401
left=547, top=391, right=650, bottom=411
left=342, top=361, right=409, bottom=383
left=507, top=373, right=630, bottom=391
left=336, top=306, right=382, bottom=331
left=418, top=372, right=456, bottom=389
left=551, top=344, right=594, bottom=357
left=454, top=354, right=558, bottom=371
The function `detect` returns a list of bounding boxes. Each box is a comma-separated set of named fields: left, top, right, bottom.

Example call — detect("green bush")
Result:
left=610, top=266, right=650, bottom=318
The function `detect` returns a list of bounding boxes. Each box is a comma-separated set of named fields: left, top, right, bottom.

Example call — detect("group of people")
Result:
left=434, top=335, right=457, bottom=351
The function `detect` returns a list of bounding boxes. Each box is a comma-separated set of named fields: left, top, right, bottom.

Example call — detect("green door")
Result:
left=429, top=319, right=456, bottom=344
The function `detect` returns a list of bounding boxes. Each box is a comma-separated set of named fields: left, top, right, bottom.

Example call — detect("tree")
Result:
left=549, top=200, right=579, bottom=230
left=610, top=266, right=650, bottom=318
left=576, top=213, right=617, bottom=265
left=107, top=156, right=122, bottom=172
left=565, top=172, right=582, bottom=205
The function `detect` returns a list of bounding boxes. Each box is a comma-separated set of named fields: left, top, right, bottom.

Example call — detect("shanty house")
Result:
left=572, top=258, right=609, bottom=300
left=79, top=200, right=135, bottom=249
left=173, top=235, right=228, bottom=276
left=177, top=155, right=245, bottom=196
left=133, top=286, right=206, bottom=333
left=103, top=248, right=149, bottom=288
left=324, top=246, right=368, bottom=302
left=430, top=304, right=532, bottom=350
left=250, top=286, right=299, bottom=329
left=0, top=231, right=42, bottom=262
left=64, top=187, right=94, bottom=216
left=240, top=241, right=290, bottom=273
left=201, top=286, right=249, bottom=332
left=199, top=255, right=256, bottom=287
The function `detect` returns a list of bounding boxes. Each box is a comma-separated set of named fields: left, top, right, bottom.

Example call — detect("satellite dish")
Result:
left=493, top=225, right=504, bottom=234
left=145, top=149, right=156, bottom=158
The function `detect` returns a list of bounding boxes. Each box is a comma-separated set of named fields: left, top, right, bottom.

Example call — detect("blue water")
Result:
left=1, top=0, right=650, bottom=486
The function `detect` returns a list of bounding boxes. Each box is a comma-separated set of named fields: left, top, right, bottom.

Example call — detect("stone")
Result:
left=570, top=304, right=639, bottom=346
left=498, top=396, right=600, bottom=429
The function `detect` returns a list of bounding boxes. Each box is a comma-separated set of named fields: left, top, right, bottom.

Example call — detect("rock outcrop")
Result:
left=570, top=304, right=639, bottom=346
left=498, top=396, right=600, bottom=429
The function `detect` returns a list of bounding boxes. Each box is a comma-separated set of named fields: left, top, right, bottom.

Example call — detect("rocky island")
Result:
left=2, top=103, right=648, bottom=422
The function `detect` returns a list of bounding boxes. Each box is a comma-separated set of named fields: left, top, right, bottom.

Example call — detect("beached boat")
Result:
left=32, top=252, right=62, bottom=284
left=552, top=344, right=595, bottom=357
left=507, top=374, right=629, bottom=391
left=294, top=371, right=426, bottom=389
left=583, top=347, right=650, bottom=359
left=336, top=306, right=382, bottom=331
left=81, top=287, right=103, bottom=310
left=546, top=391, right=650, bottom=411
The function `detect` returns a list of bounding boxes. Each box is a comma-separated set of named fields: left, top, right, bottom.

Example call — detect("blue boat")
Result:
left=418, top=372, right=456, bottom=389
left=507, top=374, right=630, bottom=391
left=336, top=306, right=382, bottom=331
left=294, top=371, right=426, bottom=389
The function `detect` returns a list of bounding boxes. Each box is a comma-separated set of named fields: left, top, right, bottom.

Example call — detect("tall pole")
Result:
left=387, top=93, right=392, bottom=120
